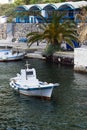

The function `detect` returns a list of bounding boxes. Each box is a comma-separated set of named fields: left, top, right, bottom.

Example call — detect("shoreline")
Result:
left=0, top=40, right=74, bottom=65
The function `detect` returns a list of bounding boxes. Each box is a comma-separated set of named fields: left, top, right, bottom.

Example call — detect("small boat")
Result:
left=10, top=62, right=59, bottom=99
left=0, top=49, right=25, bottom=61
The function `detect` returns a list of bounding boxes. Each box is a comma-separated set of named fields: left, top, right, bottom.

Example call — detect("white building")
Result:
left=74, top=47, right=87, bottom=72
left=0, top=0, right=15, bottom=4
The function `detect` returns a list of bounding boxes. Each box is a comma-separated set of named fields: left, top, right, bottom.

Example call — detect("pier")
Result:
left=0, top=40, right=74, bottom=65
left=53, top=51, right=74, bottom=65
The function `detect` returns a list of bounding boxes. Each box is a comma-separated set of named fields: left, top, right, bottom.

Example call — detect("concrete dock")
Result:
left=0, top=40, right=47, bottom=59
left=53, top=51, right=74, bottom=65
left=0, top=39, right=74, bottom=64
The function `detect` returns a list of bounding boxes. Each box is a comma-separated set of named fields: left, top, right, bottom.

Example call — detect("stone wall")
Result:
left=0, top=23, right=41, bottom=41
left=0, top=23, right=7, bottom=39
left=13, top=23, right=40, bottom=40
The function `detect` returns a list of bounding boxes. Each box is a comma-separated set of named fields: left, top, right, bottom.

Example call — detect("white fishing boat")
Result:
left=0, top=49, right=25, bottom=61
left=10, top=62, right=59, bottom=99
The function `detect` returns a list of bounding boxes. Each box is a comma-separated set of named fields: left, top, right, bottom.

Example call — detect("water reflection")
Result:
left=74, top=72, right=87, bottom=90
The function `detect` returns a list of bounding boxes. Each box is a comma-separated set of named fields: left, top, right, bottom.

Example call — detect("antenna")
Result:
left=25, top=61, right=30, bottom=69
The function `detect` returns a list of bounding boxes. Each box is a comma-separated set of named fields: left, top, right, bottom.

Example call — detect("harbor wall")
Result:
left=0, top=23, right=40, bottom=41
left=13, top=23, right=39, bottom=40
left=53, top=51, right=74, bottom=65
left=74, top=47, right=87, bottom=72
left=0, top=23, right=7, bottom=39
left=11, top=23, right=43, bottom=42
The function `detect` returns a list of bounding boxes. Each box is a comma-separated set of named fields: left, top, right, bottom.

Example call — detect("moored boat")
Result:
left=0, top=49, right=25, bottom=61
left=10, top=62, right=59, bottom=99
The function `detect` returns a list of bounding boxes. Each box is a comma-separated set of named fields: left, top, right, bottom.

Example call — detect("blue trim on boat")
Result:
left=19, top=87, right=53, bottom=91
left=0, top=49, right=10, bottom=52
left=15, top=83, right=20, bottom=87
left=6, top=55, right=23, bottom=59
left=13, top=82, right=53, bottom=91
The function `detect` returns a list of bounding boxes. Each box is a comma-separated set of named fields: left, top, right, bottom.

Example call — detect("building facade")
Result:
left=14, top=1, right=87, bottom=23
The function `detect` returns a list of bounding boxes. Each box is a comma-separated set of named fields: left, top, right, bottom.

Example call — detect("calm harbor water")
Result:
left=0, top=59, right=87, bottom=130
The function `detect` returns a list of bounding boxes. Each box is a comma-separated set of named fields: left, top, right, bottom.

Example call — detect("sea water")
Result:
left=0, top=59, right=87, bottom=130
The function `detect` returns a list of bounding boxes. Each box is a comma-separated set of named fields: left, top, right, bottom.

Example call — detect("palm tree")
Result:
left=27, top=13, right=78, bottom=56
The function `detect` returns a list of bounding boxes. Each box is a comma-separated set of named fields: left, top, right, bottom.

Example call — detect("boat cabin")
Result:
left=21, top=68, right=37, bottom=79
left=20, top=68, right=39, bottom=86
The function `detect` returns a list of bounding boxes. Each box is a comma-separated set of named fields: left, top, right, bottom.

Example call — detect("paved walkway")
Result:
left=0, top=39, right=47, bottom=59
left=0, top=39, right=74, bottom=60
left=0, top=39, right=46, bottom=50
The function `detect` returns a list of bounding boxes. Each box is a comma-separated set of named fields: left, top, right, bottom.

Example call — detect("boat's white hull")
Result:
left=18, top=87, right=53, bottom=99
left=0, top=55, right=24, bottom=61
left=10, top=81, right=58, bottom=99
left=0, top=49, right=25, bottom=62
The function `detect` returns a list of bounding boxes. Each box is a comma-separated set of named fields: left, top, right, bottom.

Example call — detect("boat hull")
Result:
left=0, top=49, right=25, bottom=62
left=10, top=81, right=57, bottom=99
left=0, top=55, right=25, bottom=62
left=18, top=87, right=53, bottom=99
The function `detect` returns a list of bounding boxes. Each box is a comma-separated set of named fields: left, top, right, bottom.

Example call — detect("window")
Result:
left=26, top=71, right=33, bottom=76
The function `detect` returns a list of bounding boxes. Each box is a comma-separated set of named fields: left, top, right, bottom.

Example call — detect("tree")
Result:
left=0, top=4, right=15, bottom=16
left=27, top=13, right=78, bottom=56
left=30, top=0, right=65, bottom=4
left=14, top=0, right=24, bottom=5
left=75, top=7, right=87, bottom=44
left=23, top=0, right=30, bottom=4
left=15, top=0, right=30, bottom=5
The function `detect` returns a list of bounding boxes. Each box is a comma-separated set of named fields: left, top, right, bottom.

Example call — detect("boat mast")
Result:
left=25, top=61, right=30, bottom=70
left=25, top=61, right=30, bottom=80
